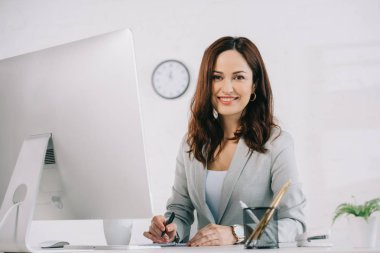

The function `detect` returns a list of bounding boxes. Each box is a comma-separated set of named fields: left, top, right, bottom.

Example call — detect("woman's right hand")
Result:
left=143, top=215, right=177, bottom=243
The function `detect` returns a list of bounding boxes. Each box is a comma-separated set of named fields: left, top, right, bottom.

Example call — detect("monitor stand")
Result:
left=0, top=133, right=51, bottom=252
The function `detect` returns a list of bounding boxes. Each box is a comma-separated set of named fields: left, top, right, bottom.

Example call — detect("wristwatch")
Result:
left=231, top=225, right=245, bottom=244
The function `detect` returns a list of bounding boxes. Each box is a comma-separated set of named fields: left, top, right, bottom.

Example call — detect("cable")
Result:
left=0, top=202, right=22, bottom=230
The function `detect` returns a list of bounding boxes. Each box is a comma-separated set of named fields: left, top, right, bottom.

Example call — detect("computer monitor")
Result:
left=0, top=29, right=153, bottom=251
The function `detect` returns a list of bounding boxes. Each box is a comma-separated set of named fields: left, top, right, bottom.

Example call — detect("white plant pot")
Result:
left=347, top=215, right=378, bottom=248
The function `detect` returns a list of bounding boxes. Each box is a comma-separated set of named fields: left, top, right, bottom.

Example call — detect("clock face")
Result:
left=152, top=60, right=190, bottom=99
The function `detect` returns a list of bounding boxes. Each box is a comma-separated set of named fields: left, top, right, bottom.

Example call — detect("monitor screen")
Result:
left=0, top=29, right=153, bottom=220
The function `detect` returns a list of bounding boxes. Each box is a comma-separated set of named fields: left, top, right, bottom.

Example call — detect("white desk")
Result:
left=28, top=245, right=380, bottom=253
left=6, top=220, right=378, bottom=253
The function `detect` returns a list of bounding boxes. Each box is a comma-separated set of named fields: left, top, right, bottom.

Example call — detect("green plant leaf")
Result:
left=332, top=198, right=380, bottom=224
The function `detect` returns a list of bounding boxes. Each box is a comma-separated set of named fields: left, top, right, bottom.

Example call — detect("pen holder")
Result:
left=243, top=207, right=279, bottom=249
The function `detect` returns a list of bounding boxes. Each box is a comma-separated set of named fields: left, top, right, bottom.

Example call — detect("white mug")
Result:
left=102, top=219, right=133, bottom=245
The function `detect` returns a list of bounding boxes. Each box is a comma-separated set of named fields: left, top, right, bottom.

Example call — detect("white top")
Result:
left=205, top=170, right=228, bottom=221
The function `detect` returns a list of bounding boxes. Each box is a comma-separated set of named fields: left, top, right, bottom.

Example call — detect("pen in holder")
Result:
left=243, top=207, right=279, bottom=249
left=244, top=180, right=291, bottom=249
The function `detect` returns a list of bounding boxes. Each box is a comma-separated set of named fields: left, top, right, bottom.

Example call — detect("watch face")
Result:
left=152, top=60, right=190, bottom=99
left=235, top=225, right=245, bottom=238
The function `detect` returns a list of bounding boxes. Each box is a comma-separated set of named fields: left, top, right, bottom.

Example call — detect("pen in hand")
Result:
left=161, top=212, right=176, bottom=237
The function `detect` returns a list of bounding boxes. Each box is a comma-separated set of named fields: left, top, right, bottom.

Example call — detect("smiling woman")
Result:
left=211, top=50, right=255, bottom=126
left=144, top=36, right=306, bottom=247
left=189, top=37, right=275, bottom=166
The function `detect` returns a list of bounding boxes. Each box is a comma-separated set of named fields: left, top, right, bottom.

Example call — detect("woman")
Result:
left=143, top=36, right=306, bottom=246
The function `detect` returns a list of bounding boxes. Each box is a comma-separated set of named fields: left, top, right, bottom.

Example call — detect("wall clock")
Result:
left=151, top=60, right=190, bottom=99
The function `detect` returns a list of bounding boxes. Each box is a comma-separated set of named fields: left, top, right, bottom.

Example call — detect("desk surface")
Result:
left=28, top=245, right=380, bottom=253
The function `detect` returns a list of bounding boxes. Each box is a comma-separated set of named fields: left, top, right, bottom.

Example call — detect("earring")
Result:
left=250, top=92, right=256, bottom=102
left=212, top=108, right=218, bottom=119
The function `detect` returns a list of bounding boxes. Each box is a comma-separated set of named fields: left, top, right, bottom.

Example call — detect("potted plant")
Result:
left=333, top=197, right=380, bottom=248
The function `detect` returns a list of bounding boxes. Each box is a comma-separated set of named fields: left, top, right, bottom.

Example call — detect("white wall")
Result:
left=1, top=0, right=380, bottom=246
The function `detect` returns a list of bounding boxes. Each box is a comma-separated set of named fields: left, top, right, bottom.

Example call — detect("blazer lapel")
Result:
left=217, top=138, right=252, bottom=224
left=193, top=159, right=216, bottom=223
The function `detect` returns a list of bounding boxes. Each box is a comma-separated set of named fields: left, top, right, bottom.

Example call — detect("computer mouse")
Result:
left=39, top=240, right=70, bottom=248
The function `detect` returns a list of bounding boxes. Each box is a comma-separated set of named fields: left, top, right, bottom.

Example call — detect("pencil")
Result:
left=245, top=180, right=291, bottom=248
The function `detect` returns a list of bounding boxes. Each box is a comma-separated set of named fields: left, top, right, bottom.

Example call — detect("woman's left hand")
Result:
left=187, top=224, right=236, bottom=246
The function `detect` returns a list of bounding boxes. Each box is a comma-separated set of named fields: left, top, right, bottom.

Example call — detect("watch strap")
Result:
left=231, top=225, right=245, bottom=244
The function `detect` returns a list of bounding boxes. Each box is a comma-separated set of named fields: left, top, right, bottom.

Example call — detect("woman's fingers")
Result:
left=189, top=232, right=217, bottom=246
left=188, top=225, right=214, bottom=246
left=188, top=224, right=235, bottom=246
left=143, top=231, right=167, bottom=243
left=151, top=216, right=166, bottom=232
left=143, top=215, right=166, bottom=243
left=149, top=215, right=167, bottom=237
left=143, top=231, right=154, bottom=241
left=166, top=223, right=177, bottom=233
left=143, top=215, right=177, bottom=243
left=191, top=238, right=219, bottom=247
left=165, top=223, right=177, bottom=241
left=150, top=223, right=163, bottom=237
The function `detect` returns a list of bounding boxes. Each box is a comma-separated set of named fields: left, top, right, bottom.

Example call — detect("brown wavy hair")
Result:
left=187, top=36, right=278, bottom=167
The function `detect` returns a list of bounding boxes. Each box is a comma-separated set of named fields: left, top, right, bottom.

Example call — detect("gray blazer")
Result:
left=165, top=128, right=306, bottom=243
